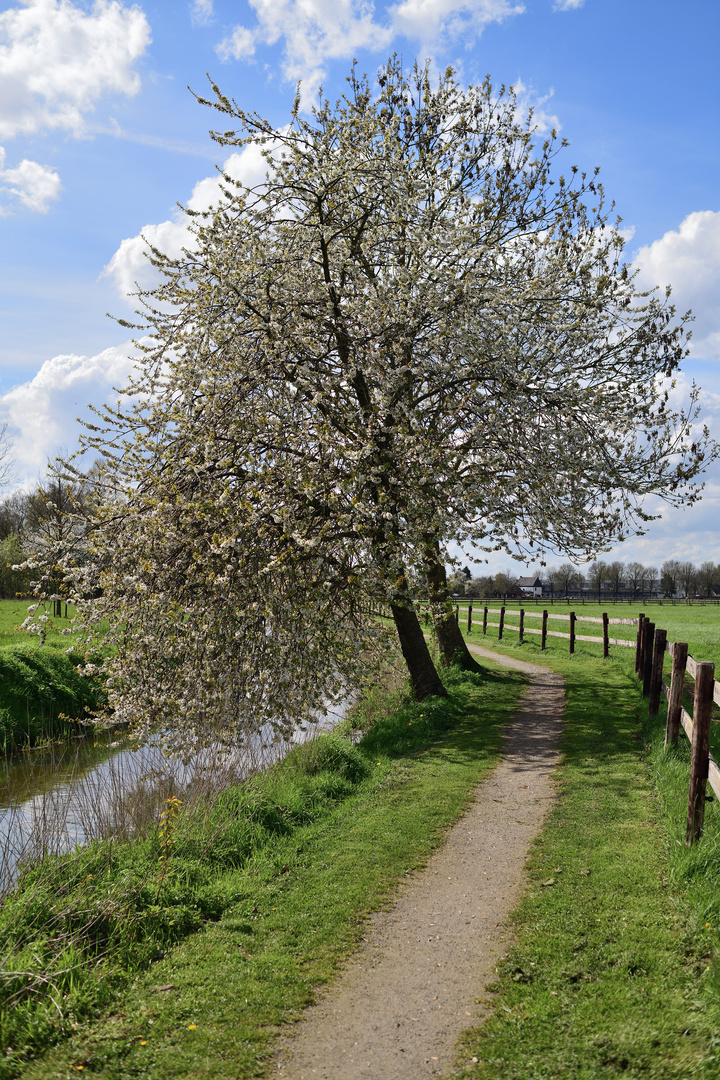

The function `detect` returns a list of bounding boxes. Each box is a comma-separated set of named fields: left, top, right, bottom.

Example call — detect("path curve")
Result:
left=273, top=647, right=564, bottom=1080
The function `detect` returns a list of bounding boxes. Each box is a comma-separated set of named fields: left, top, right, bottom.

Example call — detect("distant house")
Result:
left=517, top=575, right=543, bottom=597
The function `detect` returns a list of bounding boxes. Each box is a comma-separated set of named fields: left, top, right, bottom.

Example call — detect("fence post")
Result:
left=569, top=611, right=576, bottom=654
left=498, top=606, right=505, bottom=641
left=687, top=661, right=715, bottom=845
left=541, top=609, right=548, bottom=650
left=483, top=606, right=488, bottom=635
left=665, top=641, right=688, bottom=747
left=602, top=612, right=609, bottom=659
left=455, top=605, right=460, bottom=626
left=642, top=622, right=655, bottom=696
left=519, top=608, right=525, bottom=645
left=648, top=628, right=667, bottom=716
left=467, top=603, right=472, bottom=634
left=639, top=617, right=651, bottom=682
left=635, top=613, right=646, bottom=675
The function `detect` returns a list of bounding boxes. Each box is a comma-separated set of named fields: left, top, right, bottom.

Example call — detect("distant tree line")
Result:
left=449, top=559, right=720, bottom=600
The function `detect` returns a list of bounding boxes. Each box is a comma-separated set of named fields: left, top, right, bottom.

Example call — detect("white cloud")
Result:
left=216, top=0, right=524, bottom=95
left=553, top=0, right=584, bottom=10
left=0, top=145, right=61, bottom=213
left=0, top=0, right=151, bottom=140
left=634, top=210, right=720, bottom=362
left=391, top=0, right=524, bottom=45
left=0, top=341, right=139, bottom=481
left=190, top=0, right=214, bottom=27
left=105, top=141, right=272, bottom=298
left=512, top=78, right=559, bottom=134
left=216, top=25, right=256, bottom=61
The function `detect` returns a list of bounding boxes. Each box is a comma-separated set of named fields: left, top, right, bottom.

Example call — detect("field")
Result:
left=454, top=637, right=720, bottom=1080
left=1, top=663, right=525, bottom=1079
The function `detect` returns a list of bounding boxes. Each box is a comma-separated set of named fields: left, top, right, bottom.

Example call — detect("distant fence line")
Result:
left=462, top=604, right=637, bottom=658
left=472, top=604, right=719, bottom=847
left=455, top=595, right=720, bottom=606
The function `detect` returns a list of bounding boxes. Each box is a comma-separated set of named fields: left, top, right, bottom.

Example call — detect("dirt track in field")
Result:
left=273, top=646, right=564, bottom=1079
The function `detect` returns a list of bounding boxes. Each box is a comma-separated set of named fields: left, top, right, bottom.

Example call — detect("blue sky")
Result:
left=1, top=0, right=719, bottom=575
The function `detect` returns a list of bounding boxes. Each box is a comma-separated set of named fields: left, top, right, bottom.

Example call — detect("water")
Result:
left=0, top=704, right=347, bottom=896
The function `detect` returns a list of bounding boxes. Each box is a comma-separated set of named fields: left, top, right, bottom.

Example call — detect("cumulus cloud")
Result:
left=0, top=0, right=151, bottom=140
left=0, top=145, right=61, bottom=213
left=216, top=0, right=524, bottom=95
left=553, top=0, right=584, bottom=10
left=216, top=25, right=256, bottom=61
left=105, top=140, right=272, bottom=298
left=190, top=0, right=213, bottom=27
left=391, top=0, right=524, bottom=45
left=0, top=341, right=139, bottom=480
left=634, top=210, right=720, bottom=362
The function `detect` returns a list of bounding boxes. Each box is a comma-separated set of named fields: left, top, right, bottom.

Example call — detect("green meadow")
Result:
left=453, top=628, right=720, bottom=1080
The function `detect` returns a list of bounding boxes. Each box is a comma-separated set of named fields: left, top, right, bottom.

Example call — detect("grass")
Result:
left=1, top=661, right=526, bottom=1079
left=452, top=631, right=720, bottom=1079
left=7, top=605, right=720, bottom=1078
left=0, top=601, right=81, bottom=651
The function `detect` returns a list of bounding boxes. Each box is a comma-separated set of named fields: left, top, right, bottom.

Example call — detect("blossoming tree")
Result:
left=40, top=59, right=713, bottom=752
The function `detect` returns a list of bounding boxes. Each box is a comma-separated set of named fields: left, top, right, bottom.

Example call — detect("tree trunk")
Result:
left=390, top=601, right=447, bottom=699
left=424, top=543, right=484, bottom=674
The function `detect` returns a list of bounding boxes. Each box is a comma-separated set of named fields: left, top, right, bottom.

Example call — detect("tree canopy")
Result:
left=34, top=58, right=715, bottom=753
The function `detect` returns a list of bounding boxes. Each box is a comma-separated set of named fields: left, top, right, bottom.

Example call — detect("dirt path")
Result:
left=273, top=648, right=564, bottom=1080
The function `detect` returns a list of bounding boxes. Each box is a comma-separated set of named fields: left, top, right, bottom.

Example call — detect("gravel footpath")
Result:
left=273, top=647, right=564, bottom=1080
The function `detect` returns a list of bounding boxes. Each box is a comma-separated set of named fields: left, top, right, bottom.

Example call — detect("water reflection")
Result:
left=0, top=704, right=345, bottom=896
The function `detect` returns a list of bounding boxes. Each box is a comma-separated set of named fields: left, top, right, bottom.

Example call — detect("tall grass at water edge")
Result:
left=0, top=727, right=366, bottom=1074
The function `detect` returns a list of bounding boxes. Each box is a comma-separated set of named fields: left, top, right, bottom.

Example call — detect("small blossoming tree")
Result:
left=35, top=59, right=713, bottom=753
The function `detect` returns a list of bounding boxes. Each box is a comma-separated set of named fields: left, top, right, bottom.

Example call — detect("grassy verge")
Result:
left=0, top=600, right=103, bottom=750
left=2, top=661, right=525, bottom=1079
left=0, top=646, right=104, bottom=750
left=455, top=634, right=720, bottom=1079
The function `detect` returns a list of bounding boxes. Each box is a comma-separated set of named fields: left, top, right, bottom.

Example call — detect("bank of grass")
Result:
left=0, top=646, right=104, bottom=750
left=2, top=661, right=525, bottom=1079
left=456, top=633, right=720, bottom=1080
left=0, top=601, right=104, bottom=750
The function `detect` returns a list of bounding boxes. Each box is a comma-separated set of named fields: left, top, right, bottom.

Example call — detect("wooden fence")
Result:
left=635, top=614, right=718, bottom=845
left=461, top=604, right=637, bottom=658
